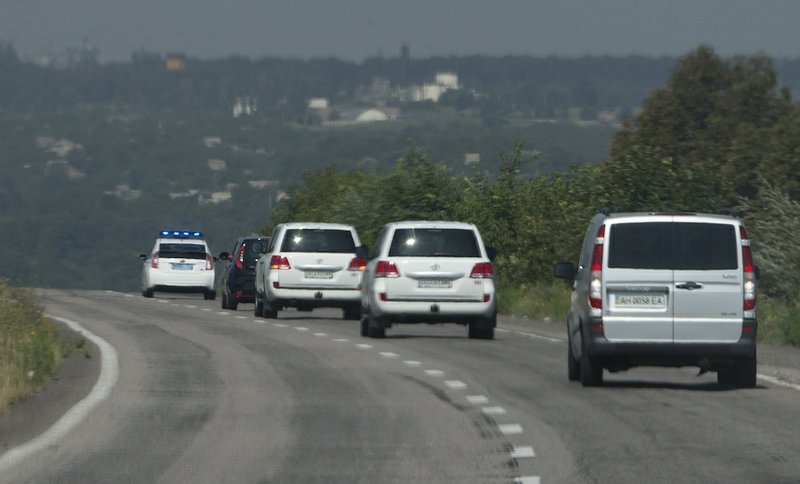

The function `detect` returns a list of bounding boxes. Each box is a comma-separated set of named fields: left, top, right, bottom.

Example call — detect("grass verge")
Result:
left=0, top=280, right=68, bottom=414
left=497, top=281, right=572, bottom=323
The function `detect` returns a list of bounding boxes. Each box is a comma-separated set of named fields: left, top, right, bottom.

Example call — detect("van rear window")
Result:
left=608, top=222, right=737, bottom=270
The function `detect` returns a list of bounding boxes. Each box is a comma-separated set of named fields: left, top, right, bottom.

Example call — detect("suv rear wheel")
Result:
left=366, top=314, right=385, bottom=339
left=467, top=320, right=495, bottom=340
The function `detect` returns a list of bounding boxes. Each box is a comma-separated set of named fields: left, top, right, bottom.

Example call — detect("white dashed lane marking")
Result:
left=333, top=338, right=349, bottom=343
left=314, top=333, right=327, bottom=337
left=498, top=424, right=523, bottom=436
left=511, top=446, right=536, bottom=458
left=404, top=360, right=422, bottom=367
left=356, top=344, right=373, bottom=349
left=445, top=380, right=467, bottom=390
left=482, top=406, right=507, bottom=416
left=274, top=324, right=287, bottom=328
left=466, top=395, right=489, bottom=405
left=514, top=477, right=541, bottom=484
left=424, top=369, right=445, bottom=377
left=380, top=352, right=399, bottom=359
left=296, top=327, right=309, bottom=332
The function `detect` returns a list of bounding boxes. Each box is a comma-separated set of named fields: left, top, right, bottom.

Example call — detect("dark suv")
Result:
left=218, top=236, right=271, bottom=310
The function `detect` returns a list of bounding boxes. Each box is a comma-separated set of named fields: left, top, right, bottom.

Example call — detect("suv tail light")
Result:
left=205, top=254, right=214, bottom=270
left=150, top=253, right=159, bottom=269
left=235, top=244, right=246, bottom=270
left=270, top=255, right=291, bottom=270
left=741, top=226, right=756, bottom=311
left=589, top=224, right=605, bottom=309
left=470, top=262, right=495, bottom=278
left=348, top=257, right=367, bottom=271
left=375, top=261, right=400, bottom=278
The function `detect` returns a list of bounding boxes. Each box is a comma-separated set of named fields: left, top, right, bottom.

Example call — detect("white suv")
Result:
left=139, top=230, right=216, bottom=299
left=361, top=221, right=497, bottom=339
left=555, top=210, right=758, bottom=387
left=254, top=223, right=366, bottom=319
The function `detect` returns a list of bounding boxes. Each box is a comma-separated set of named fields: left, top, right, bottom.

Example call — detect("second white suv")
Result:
left=254, top=223, right=366, bottom=319
left=361, top=221, right=497, bottom=339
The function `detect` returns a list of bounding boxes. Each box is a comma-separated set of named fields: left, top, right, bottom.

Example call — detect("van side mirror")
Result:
left=138, top=253, right=148, bottom=260
left=554, top=261, right=576, bottom=280
left=355, top=245, right=368, bottom=259
left=486, top=247, right=497, bottom=261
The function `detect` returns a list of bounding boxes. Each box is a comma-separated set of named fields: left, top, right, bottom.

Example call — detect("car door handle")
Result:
left=676, top=282, right=704, bottom=290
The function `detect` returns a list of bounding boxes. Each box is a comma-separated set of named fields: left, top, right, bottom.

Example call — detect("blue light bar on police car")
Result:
left=160, top=230, right=204, bottom=238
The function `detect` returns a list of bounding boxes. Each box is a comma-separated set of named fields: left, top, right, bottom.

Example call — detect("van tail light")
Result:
left=470, top=262, right=495, bottom=278
left=205, top=255, right=214, bottom=270
left=375, top=261, right=400, bottom=278
left=151, top=253, right=159, bottom=269
left=270, top=255, right=291, bottom=270
left=741, top=226, right=756, bottom=311
left=589, top=225, right=605, bottom=309
left=235, top=244, right=246, bottom=270
left=348, top=257, right=367, bottom=272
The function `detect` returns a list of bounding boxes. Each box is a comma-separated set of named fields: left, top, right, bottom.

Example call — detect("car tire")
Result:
left=254, top=293, right=264, bottom=317
left=343, top=304, right=361, bottom=321
left=221, top=291, right=230, bottom=309
left=142, top=288, right=154, bottom=298
left=228, top=293, right=239, bottom=311
left=567, top=332, right=580, bottom=381
left=366, top=314, right=385, bottom=339
left=360, top=314, right=369, bottom=337
left=204, top=289, right=216, bottom=300
left=262, top=300, right=278, bottom=319
left=467, top=318, right=495, bottom=340
left=579, top=333, right=603, bottom=386
left=734, top=349, right=757, bottom=388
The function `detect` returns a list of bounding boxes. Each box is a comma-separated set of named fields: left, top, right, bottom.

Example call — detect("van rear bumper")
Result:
left=584, top=317, right=757, bottom=368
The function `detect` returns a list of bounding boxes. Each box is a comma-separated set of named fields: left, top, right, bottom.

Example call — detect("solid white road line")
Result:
left=0, top=316, right=119, bottom=473
left=757, top=373, right=800, bottom=392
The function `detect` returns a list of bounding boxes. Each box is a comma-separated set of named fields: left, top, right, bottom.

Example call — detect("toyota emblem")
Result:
left=431, top=263, right=440, bottom=271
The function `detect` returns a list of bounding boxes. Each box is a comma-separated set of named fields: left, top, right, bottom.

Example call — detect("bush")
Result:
left=497, top=282, right=572, bottom=322
left=0, top=280, right=66, bottom=413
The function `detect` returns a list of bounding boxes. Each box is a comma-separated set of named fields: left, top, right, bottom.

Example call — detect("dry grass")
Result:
left=497, top=281, right=572, bottom=323
left=0, top=280, right=66, bottom=414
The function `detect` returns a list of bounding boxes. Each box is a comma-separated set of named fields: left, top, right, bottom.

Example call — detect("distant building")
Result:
left=165, top=53, right=187, bottom=71
left=464, top=153, right=481, bottom=165
left=308, top=98, right=330, bottom=109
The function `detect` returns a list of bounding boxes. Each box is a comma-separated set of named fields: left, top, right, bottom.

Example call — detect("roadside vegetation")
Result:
left=265, top=46, right=800, bottom=346
left=0, top=280, right=67, bottom=413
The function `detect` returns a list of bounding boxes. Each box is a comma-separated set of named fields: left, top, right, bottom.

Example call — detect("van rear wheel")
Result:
left=567, top=333, right=580, bottom=381
left=734, top=349, right=757, bottom=388
left=580, top=336, right=603, bottom=386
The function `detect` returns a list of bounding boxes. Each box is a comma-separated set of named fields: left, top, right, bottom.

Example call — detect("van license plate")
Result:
left=419, top=279, right=452, bottom=289
left=615, top=294, right=666, bottom=308
left=306, top=271, right=333, bottom=279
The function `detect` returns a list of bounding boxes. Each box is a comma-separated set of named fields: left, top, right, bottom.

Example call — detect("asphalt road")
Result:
left=1, top=289, right=800, bottom=483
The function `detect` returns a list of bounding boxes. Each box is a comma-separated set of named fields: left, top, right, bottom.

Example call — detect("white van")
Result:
left=555, top=210, right=758, bottom=387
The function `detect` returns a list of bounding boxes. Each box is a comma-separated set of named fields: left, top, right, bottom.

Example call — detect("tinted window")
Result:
left=158, top=243, right=207, bottom=260
left=608, top=222, right=737, bottom=270
left=242, top=239, right=268, bottom=265
left=280, top=229, right=355, bottom=253
left=388, top=228, right=481, bottom=257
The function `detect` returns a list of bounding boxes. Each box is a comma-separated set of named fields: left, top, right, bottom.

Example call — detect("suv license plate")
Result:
left=305, top=271, right=333, bottom=279
left=614, top=294, right=666, bottom=308
left=418, top=279, right=452, bottom=289
left=171, top=263, right=193, bottom=270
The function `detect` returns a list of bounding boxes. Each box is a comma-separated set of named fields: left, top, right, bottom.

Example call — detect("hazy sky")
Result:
left=2, top=0, right=799, bottom=62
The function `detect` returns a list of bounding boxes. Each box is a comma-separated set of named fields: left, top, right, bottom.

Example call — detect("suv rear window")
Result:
left=158, top=243, right=208, bottom=260
left=242, top=239, right=268, bottom=265
left=280, top=229, right=355, bottom=253
left=608, top=222, right=737, bottom=270
left=388, top=228, right=481, bottom=257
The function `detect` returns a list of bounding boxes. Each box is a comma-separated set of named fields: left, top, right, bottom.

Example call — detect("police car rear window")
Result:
left=280, top=229, right=356, bottom=253
left=388, top=228, right=481, bottom=257
left=608, top=222, right=737, bottom=270
left=158, top=243, right=207, bottom=260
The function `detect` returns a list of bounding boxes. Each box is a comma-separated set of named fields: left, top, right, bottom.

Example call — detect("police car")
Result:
left=139, top=230, right=216, bottom=299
